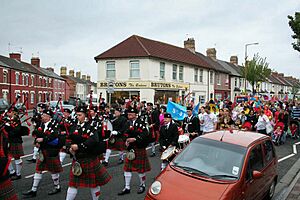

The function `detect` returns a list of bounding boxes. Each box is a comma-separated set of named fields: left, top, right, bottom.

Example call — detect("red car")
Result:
left=146, top=130, right=278, bottom=200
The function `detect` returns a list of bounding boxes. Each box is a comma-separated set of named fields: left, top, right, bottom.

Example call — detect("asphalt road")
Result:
left=10, top=116, right=300, bottom=200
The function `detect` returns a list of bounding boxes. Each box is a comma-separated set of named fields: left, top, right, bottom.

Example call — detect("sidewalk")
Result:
left=286, top=172, right=300, bottom=200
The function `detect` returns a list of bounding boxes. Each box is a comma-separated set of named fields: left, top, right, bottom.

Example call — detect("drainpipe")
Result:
left=207, top=70, right=210, bottom=102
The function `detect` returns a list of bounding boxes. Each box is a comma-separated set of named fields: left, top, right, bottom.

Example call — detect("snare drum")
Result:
left=160, top=146, right=176, bottom=161
left=178, top=134, right=190, bottom=150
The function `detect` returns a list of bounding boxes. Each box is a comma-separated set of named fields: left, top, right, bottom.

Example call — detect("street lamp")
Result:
left=244, top=42, right=259, bottom=95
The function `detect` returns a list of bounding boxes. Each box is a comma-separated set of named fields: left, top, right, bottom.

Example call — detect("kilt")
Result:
left=124, top=148, right=151, bottom=173
left=0, top=179, right=18, bottom=200
left=108, top=137, right=125, bottom=151
left=8, top=142, right=24, bottom=159
left=36, top=150, right=63, bottom=173
left=69, top=156, right=111, bottom=188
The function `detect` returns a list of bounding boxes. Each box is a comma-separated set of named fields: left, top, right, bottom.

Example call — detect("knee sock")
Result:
left=33, top=147, right=39, bottom=159
left=119, top=151, right=124, bottom=160
left=151, top=142, right=155, bottom=153
left=105, top=149, right=111, bottom=162
left=138, top=173, right=146, bottom=187
left=59, top=152, right=67, bottom=164
left=15, top=159, right=22, bottom=176
left=66, top=187, right=78, bottom=200
left=90, top=186, right=101, bottom=200
left=8, top=162, right=15, bottom=174
left=124, top=171, right=132, bottom=190
left=51, top=173, right=60, bottom=189
left=31, top=173, right=42, bottom=191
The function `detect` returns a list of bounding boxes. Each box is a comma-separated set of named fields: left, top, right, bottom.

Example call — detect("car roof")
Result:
left=199, top=130, right=269, bottom=148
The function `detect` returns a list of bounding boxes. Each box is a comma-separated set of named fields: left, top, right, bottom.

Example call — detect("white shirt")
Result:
left=256, top=115, right=269, bottom=130
left=44, top=121, right=51, bottom=132
left=198, top=113, right=204, bottom=131
left=202, top=113, right=217, bottom=133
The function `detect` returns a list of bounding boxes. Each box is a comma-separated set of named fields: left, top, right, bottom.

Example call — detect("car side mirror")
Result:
left=252, top=170, right=263, bottom=179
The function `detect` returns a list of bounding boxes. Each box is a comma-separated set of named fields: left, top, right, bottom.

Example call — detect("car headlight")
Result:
left=150, top=181, right=162, bottom=195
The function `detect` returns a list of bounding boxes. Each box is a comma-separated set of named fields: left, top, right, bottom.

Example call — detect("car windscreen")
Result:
left=173, top=138, right=246, bottom=180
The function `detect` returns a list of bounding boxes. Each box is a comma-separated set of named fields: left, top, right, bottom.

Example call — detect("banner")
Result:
left=167, top=101, right=187, bottom=121
left=192, top=103, right=200, bottom=116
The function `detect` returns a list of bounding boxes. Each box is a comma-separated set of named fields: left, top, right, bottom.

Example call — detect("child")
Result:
left=273, top=126, right=283, bottom=145
left=290, top=123, right=298, bottom=139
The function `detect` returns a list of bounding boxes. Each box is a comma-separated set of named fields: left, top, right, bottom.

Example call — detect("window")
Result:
left=199, top=69, right=203, bottom=83
left=234, top=78, right=238, bottom=87
left=179, top=66, right=184, bottom=81
left=130, top=60, right=140, bottom=78
left=239, top=79, right=242, bottom=87
left=172, top=64, right=177, bottom=80
left=25, top=75, right=29, bottom=86
left=160, top=62, right=165, bottom=79
left=106, top=61, right=116, bottom=79
left=31, top=93, right=34, bottom=104
left=39, top=77, right=42, bottom=86
left=194, top=68, right=198, bottom=82
left=263, top=140, right=275, bottom=166
left=210, top=71, right=214, bottom=84
left=3, top=71, right=8, bottom=83
left=216, top=72, right=220, bottom=85
left=15, top=73, right=19, bottom=85
left=246, top=144, right=263, bottom=180
left=22, top=74, right=25, bottom=85
left=31, top=75, right=34, bottom=86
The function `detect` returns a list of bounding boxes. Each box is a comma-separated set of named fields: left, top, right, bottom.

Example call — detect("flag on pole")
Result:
left=166, top=101, right=187, bottom=121
left=192, top=103, right=200, bottom=116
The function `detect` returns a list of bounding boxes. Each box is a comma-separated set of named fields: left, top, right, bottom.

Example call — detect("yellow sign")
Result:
left=97, top=81, right=189, bottom=90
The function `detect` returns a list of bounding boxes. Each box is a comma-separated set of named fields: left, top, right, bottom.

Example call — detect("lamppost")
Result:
left=244, top=42, right=259, bottom=95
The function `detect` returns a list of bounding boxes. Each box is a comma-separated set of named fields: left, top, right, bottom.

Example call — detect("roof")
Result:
left=95, top=35, right=211, bottom=69
left=268, top=74, right=283, bottom=85
left=217, top=60, right=242, bottom=76
left=275, top=75, right=293, bottom=87
left=200, top=130, right=269, bottom=148
left=195, top=52, right=230, bottom=73
left=36, top=67, right=65, bottom=80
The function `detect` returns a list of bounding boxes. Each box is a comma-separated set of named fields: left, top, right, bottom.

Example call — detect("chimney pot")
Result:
left=69, top=70, right=75, bottom=77
left=76, top=71, right=81, bottom=78
left=87, top=75, right=91, bottom=81
left=184, top=38, right=195, bottom=53
left=31, top=57, right=40, bottom=68
left=60, top=66, right=67, bottom=76
left=82, top=75, right=86, bottom=80
left=46, top=67, right=54, bottom=72
left=9, top=53, right=21, bottom=61
left=206, top=48, right=217, bottom=60
left=230, top=56, right=238, bottom=65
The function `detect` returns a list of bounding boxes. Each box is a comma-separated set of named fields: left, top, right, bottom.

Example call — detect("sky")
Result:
left=1, top=0, right=299, bottom=82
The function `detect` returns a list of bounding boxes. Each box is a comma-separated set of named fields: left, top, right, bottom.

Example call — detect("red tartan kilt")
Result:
left=36, top=150, right=63, bottom=173
left=124, top=148, right=151, bottom=173
left=108, top=137, right=125, bottom=151
left=8, top=142, right=24, bottom=158
left=69, top=157, right=111, bottom=188
left=0, top=179, right=18, bottom=200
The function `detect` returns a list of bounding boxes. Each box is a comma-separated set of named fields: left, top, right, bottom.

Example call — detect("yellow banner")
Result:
left=98, top=81, right=189, bottom=90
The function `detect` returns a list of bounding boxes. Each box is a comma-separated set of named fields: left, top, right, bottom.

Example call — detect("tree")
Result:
left=242, top=54, right=272, bottom=95
left=288, top=12, right=300, bottom=52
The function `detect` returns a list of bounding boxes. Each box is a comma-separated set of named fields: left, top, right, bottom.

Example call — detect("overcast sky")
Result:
left=1, top=0, right=299, bottom=81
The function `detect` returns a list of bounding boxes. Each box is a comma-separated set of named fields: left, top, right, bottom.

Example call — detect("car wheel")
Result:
left=265, top=180, right=276, bottom=200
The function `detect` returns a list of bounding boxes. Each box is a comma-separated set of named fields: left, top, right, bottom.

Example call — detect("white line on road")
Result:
left=11, top=153, right=34, bottom=161
left=278, top=154, right=295, bottom=163
left=293, top=144, right=297, bottom=154
left=25, top=144, right=159, bottom=179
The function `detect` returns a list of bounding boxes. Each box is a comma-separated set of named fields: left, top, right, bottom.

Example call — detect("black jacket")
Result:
left=4, top=119, right=23, bottom=143
left=125, top=118, right=150, bottom=149
left=112, top=116, right=129, bottom=138
left=182, top=115, right=200, bottom=134
left=159, top=121, right=179, bottom=148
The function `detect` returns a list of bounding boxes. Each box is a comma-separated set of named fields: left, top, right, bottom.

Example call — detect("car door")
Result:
left=243, top=143, right=265, bottom=200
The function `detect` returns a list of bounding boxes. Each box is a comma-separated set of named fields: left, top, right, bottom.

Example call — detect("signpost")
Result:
left=107, top=80, right=114, bottom=106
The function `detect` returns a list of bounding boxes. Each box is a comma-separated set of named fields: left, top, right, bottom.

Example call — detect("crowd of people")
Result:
left=0, top=95, right=299, bottom=200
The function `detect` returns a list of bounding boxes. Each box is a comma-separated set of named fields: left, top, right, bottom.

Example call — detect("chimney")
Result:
left=278, top=73, right=284, bottom=77
left=9, top=53, right=21, bottom=61
left=230, top=56, right=238, bottom=65
left=46, top=67, right=54, bottom=72
left=87, top=75, right=91, bottom=81
left=184, top=38, right=195, bottom=53
left=76, top=71, right=81, bottom=78
left=31, top=57, right=40, bottom=68
left=206, top=48, right=217, bottom=60
left=69, top=69, right=74, bottom=77
left=60, top=66, right=67, bottom=76
left=82, top=75, right=86, bottom=80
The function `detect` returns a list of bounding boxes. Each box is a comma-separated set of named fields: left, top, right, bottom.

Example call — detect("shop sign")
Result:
left=98, top=81, right=189, bottom=90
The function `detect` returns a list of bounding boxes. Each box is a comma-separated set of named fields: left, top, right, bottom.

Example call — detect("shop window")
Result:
left=179, top=66, right=184, bottom=81
left=130, top=60, right=140, bottom=78
left=194, top=68, right=198, bottom=82
left=160, top=62, right=165, bottom=79
left=106, top=61, right=116, bottom=79
left=199, top=69, right=203, bottom=83
left=172, top=64, right=177, bottom=80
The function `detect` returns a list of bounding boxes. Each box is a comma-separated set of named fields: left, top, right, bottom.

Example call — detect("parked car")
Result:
left=0, top=98, right=9, bottom=114
left=146, top=130, right=278, bottom=200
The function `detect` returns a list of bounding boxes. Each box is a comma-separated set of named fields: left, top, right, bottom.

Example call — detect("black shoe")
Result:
left=102, top=161, right=108, bottom=166
left=137, top=185, right=145, bottom=194
left=48, top=187, right=61, bottom=195
left=27, top=158, right=36, bottom=163
left=22, top=190, right=37, bottom=197
left=9, top=172, right=16, bottom=178
left=11, top=175, right=21, bottom=181
left=150, top=152, right=156, bottom=157
left=118, top=188, right=130, bottom=195
left=118, top=159, right=124, bottom=164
